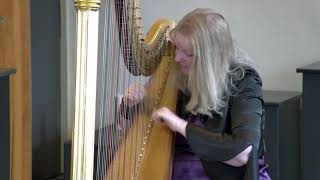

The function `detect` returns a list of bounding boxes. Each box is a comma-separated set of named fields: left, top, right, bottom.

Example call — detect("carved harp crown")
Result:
left=71, top=0, right=178, bottom=179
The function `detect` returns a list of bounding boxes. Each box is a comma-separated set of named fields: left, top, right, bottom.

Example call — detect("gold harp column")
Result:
left=71, top=0, right=100, bottom=180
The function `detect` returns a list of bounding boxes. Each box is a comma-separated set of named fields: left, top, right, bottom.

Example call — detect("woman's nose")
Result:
left=175, top=51, right=184, bottom=63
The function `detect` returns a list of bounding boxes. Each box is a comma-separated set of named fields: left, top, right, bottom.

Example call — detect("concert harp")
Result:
left=70, top=0, right=179, bottom=179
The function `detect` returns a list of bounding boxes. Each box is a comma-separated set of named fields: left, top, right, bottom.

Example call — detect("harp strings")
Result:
left=96, top=0, right=148, bottom=179
left=96, top=0, right=113, bottom=178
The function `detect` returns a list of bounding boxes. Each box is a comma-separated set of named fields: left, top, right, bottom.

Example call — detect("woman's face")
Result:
left=173, top=33, right=194, bottom=75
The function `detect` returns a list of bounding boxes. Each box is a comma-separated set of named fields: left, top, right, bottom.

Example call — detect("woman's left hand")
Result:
left=151, top=107, right=188, bottom=137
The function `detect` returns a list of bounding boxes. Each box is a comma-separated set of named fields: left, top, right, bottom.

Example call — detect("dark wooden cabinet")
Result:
left=0, top=68, right=16, bottom=180
left=297, top=61, right=320, bottom=180
left=263, top=90, right=301, bottom=180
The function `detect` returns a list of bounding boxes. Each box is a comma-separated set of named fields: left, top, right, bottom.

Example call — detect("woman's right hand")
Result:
left=122, top=83, right=146, bottom=107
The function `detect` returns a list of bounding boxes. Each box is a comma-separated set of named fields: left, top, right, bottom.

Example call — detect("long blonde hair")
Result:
left=170, top=8, right=256, bottom=116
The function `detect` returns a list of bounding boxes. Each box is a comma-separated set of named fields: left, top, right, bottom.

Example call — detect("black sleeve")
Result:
left=185, top=71, right=263, bottom=162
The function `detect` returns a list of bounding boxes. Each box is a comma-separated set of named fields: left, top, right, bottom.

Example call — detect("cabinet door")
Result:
left=264, top=106, right=279, bottom=180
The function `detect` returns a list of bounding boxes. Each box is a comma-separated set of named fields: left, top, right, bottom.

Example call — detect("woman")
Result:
left=123, top=8, right=271, bottom=180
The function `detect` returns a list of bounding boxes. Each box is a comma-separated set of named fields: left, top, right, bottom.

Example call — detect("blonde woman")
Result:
left=124, top=8, right=271, bottom=180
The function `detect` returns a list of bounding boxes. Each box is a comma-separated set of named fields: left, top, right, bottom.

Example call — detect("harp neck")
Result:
left=120, top=0, right=176, bottom=76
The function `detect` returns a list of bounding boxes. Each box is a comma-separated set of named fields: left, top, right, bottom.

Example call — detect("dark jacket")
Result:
left=178, top=68, right=265, bottom=180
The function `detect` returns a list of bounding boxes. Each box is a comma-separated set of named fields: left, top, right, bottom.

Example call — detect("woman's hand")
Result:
left=122, top=83, right=146, bottom=107
left=151, top=107, right=188, bottom=137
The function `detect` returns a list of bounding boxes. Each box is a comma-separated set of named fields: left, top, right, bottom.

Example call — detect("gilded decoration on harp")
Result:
left=74, top=0, right=101, bottom=11
left=132, top=57, right=172, bottom=179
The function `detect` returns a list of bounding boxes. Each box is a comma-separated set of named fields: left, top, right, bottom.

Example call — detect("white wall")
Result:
left=60, top=0, right=76, bottom=172
left=141, top=0, right=320, bottom=91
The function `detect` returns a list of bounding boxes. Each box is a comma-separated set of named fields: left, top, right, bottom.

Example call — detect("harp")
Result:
left=70, top=0, right=178, bottom=179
